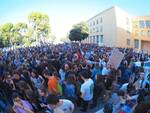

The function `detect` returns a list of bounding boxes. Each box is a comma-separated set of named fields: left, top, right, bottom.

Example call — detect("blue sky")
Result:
left=0, top=0, right=150, bottom=39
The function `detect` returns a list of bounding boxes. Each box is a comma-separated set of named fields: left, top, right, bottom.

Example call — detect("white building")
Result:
left=84, top=6, right=132, bottom=48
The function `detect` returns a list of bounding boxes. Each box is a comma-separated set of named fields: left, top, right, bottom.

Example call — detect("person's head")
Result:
left=52, top=72, right=60, bottom=79
left=46, top=95, right=59, bottom=109
left=117, top=90, right=125, bottom=99
left=81, top=62, right=87, bottom=69
left=31, top=70, right=38, bottom=77
left=66, top=73, right=76, bottom=84
left=18, top=80, right=29, bottom=90
left=79, top=70, right=90, bottom=81
left=140, top=72, right=145, bottom=80
left=38, top=88, right=48, bottom=97
left=86, top=64, right=91, bottom=71
left=13, top=71, right=20, bottom=80
left=22, top=70, right=29, bottom=77
left=73, top=64, right=78, bottom=69
left=12, top=93, right=22, bottom=105
left=64, top=63, right=70, bottom=71
left=103, top=103, right=113, bottom=113
left=43, top=70, right=50, bottom=78
left=5, top=72, right=12, bottom=81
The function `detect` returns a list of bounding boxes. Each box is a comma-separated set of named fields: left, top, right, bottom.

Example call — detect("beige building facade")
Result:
left=132, top=16, right=150, bottom=53
left=84, top=6, right=150, bottom=53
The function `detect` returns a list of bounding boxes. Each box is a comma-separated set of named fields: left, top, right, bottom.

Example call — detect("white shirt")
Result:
left=80, top=78, right=94, bottom=101
left=58, top=99, right=74, bottom=113
left=100, top=60, right=106, bottom=67
left=59, top=69, right=66, bottom=82
left=134, top=61, right=141, bottom=67
left=102, top=67, right=110, bottom=75
left=120, top=83, right=128, bottom=92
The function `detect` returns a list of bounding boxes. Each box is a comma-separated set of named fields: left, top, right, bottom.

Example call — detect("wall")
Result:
left=87, top=7, right=117, bottom=47
left=115, top=6, right=132, bottom=48
left=141, top=40, right=150, bottom=53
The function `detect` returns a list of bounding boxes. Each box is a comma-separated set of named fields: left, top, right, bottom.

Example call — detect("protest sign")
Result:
left=108, top=49, right=124, bottom=69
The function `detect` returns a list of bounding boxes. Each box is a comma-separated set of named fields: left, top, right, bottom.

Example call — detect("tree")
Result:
left=0, top=23, right=14, bottom=46
left=28, top=12, right=51, bottom=43
left=69, top=21, right=89, bottom=42
left=14, top=22, right=28, bottom=45
left=25, top=27, right=33, bottom=43
left=0, top=12, right=54, bottom=47
left=0, top=33, right=4, bottom=48
left=0, top=22, right=32, bottom=47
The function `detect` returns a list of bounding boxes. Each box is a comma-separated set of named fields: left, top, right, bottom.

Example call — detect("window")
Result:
left=134, top=39, right=139, bottom=49
left=100, top=35, right=103, bottom=43
left=90, top=22, right=92, bottom=26
left=93, top=21, right=95, bottom=26
left=96, top=27, right=99, bottom=32
left=93, top=28, right=95, bottom=33
left=127, top=39, right=130, bottom=46
left=147, top=30, right=150, bottom=37
left=93, top=36, right=95, bottom=43
left=90, top=36, right=92, bottom=42
left=96, top=35, right=99, bottom=44
left=100, top=26, right=103, bottom=32
left=87, top=37, right=89, bottom=43
left=141, top=30, right=145, bottom=36
left=139, top=20, right=145, bottom=28
left=96, top=19, right=99, bottom=24
left=146, top=20, right=150, bottom=28
left=90, top=29, right=92, bottom=33
left=100, top=17, right=103, bottom=23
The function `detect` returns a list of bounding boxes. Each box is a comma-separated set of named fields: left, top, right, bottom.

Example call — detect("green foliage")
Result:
left=28, top=12, right=51, bottom=42
left=13, top=22, right=28, bottom=45
left=0, top=12, right=52, bottom=47
left=15, top=22, right=27, bottom=31
left=0, top=23, right=14, bottom=46
left=23, top=38, right=32, bottom=46
left=69, top=21, right=89, bottom=42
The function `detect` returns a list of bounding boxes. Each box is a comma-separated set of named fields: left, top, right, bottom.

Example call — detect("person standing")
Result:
left=79, top=70, right=94, bottom=112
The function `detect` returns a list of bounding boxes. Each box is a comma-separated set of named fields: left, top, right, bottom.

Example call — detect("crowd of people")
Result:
left=0, top=43, right=150, bottom=113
